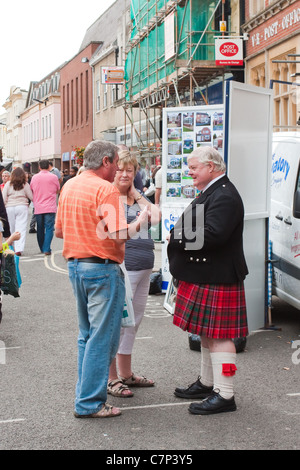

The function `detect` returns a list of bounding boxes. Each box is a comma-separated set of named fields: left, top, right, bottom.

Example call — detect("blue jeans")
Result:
left=68, top=260, right=125, bottom=415
left=35, top=213, right=56, bottom=253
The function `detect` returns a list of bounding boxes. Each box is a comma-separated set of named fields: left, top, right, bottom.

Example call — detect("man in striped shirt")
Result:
left=55, top=140, right=149, bottom=419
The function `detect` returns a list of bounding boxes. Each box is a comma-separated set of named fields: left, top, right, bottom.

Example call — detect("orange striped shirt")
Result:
left=55, top=171, right=128, bottom=262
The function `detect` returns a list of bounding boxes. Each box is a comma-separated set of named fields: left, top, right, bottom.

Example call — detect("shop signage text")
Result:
left=251, top=7, right=300, bottom=47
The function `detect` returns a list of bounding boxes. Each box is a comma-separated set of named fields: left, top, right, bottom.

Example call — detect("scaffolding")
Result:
left=122, top=0, right=237, bottom=159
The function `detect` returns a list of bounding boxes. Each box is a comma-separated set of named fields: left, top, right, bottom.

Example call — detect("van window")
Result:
left=271, top=142, right=299, bottom=207
left=293, top=163, right=300, bottom=219
left=296, top=167, right=300, bottom=191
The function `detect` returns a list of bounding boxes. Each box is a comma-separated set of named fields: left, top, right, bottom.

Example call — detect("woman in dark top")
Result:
left=108, top=150, right=161, bottom=398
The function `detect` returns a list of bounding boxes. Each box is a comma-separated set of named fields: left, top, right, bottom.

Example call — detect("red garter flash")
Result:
left=222, top=364, right=237, bottom=376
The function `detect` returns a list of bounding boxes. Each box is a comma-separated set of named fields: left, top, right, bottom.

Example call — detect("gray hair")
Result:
left=83, top=140, right=118, bottom=170
left=188, top=146, right=226, bottom=172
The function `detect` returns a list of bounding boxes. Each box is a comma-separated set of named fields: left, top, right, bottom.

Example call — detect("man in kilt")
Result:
left=167, top=146, right=248, bottom=415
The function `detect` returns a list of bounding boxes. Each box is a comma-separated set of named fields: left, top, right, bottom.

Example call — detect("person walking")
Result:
left=2, top=167, right=33, bottom=256
left=55, top=140, right=150, bottom=419
left=30, top=160, right=60, bottom=255
left=167, top=146, right=248, bottom=415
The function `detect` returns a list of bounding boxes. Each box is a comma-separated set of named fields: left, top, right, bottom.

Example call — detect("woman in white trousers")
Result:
left=108, top=151, right=161, bottom=397
left=2, top=167, right=33, bottom=256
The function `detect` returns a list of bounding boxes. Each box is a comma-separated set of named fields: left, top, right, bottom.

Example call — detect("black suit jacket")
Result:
left=0, top=190, right=10, bottom=238
left=167, top=175, right=248, bottom=284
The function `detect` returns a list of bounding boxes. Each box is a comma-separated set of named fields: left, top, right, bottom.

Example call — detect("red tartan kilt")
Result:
left=173, top=280, right=248, bottom=339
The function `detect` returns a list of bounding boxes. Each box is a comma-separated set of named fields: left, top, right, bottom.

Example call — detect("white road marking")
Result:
left=0, top=419, right=25, bottom=424
left=121, top=402, right=190, bottom=411
left=44, top=251, right=68, bottom=274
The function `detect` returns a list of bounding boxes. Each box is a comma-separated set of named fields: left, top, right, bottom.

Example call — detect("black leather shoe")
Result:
left=188, top=391, right=236, bottom=415
left=174, top=377, right=213, bottom=399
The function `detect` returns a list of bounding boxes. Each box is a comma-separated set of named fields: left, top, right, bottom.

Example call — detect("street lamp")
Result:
left=32, top=97, right=49, bottom=105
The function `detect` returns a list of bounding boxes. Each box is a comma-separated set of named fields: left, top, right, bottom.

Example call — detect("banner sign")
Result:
left=101, top=66, right=124, bottom=84
left=215, top=38, right=243, bottom=66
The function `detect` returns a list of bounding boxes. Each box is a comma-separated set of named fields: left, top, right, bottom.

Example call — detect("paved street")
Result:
left=0, top=227, right=299, bottom=451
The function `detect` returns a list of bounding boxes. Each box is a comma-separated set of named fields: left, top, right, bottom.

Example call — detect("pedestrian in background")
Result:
left=55, top=140, right=150, bottom=419
left=49, top=161, right=63, bottom=185
left=30, top=160, right=60, bottom=255
left=61, top=166, right=78, bottom=187
left=2, top=167, right=33, bottom=256
left=0, top=171, right=10, bottom=191
left=167, top=146, right=248, bottom=415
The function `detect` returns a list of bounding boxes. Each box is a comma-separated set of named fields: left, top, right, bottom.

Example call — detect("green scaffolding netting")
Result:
left=125, top=0, right=219, bottom=101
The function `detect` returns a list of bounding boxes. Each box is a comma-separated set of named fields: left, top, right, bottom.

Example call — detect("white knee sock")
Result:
left=200, top=347, right=213, bottom=387
left=210, top=352, right=237, bottom=399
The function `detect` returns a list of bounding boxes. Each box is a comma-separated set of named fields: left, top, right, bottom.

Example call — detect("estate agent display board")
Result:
left=161, top=81, right=273, bottom=332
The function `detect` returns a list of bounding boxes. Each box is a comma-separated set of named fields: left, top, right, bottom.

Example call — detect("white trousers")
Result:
left=118, top=268, right=152, bottom=355
left=6, top=205, right=29, bottom=253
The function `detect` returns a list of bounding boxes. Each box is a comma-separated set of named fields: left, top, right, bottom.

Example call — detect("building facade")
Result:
left=242, top=0, right=300, bottom=130
left=21, top=68, right=62, bottom=173
left=60, top=42, right=100, bottom=171
left=0, top=113, right=7, bottom=163
left=3, top=86, right=28, bottom=167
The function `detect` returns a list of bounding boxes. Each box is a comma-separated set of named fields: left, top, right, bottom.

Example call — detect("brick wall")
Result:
left=60, top=42, right=100, bottom=169
left=244, top=1, right=300, bottom=57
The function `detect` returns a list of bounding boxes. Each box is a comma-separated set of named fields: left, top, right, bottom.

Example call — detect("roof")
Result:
left=79, top=0, right=129, bottom=52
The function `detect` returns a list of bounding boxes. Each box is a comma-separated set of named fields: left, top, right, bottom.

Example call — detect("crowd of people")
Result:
left=0, top=141, right=248, bottom=418
left=0, top=161, right=81, bottom=256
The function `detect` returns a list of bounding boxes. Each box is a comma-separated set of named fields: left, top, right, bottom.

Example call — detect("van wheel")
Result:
left=188, top=334, right=247, bottom=353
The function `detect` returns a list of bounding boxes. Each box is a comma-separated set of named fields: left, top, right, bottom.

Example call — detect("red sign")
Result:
left=220, top=42, right=239, bottom=56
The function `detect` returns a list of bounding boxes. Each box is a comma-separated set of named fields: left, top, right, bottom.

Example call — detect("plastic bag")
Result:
left=119, top=262, right=135, bottom=328
left=1, top=250, right=20, bottom=298
left=144, top=183, right=155, bottom=197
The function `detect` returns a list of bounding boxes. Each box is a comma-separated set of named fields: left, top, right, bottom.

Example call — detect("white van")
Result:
left=270, top=132, right=300, bottom=310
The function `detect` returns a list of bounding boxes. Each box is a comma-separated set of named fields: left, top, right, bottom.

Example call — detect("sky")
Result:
left=0, top=0, right=116, bottom=114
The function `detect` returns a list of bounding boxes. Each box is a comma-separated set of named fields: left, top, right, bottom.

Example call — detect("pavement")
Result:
left=0, top=228, right=299, bottom=451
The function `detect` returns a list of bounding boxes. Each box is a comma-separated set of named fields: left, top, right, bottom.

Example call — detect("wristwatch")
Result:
left=136, top=194, right=142, bottom=201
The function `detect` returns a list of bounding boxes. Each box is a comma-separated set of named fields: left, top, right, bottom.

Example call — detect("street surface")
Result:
left=0, top=226, right=299, bottom=451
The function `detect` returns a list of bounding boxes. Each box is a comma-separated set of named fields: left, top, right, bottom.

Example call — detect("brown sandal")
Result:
left=107, top=379, right=134, bottom=397
left=74, top=403, right=121, bottom=418
left=120, top=372, right=155, bottom=387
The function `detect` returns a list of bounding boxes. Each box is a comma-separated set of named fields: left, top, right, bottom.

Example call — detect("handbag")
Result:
left=119, top=262, right=135, bottom=328
left=1, top=249, right=20, bottom=298
left=144, top=182, right=155, bottom=197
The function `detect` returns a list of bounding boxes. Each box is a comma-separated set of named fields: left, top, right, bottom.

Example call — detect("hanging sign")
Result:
left=165, top=12, right=175, bottom=61
left=101, top=66, right=124, bottom=84
left=215, top=38, right=243, bottom=66
left=219, top=21, right=226, bottom=32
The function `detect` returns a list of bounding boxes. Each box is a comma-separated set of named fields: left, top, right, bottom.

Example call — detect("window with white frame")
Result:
left=111, top=84, right=118, bottom=105
left=249, top=0, right=266, bottom=18
left=103, top=84, right=108, bottom=108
